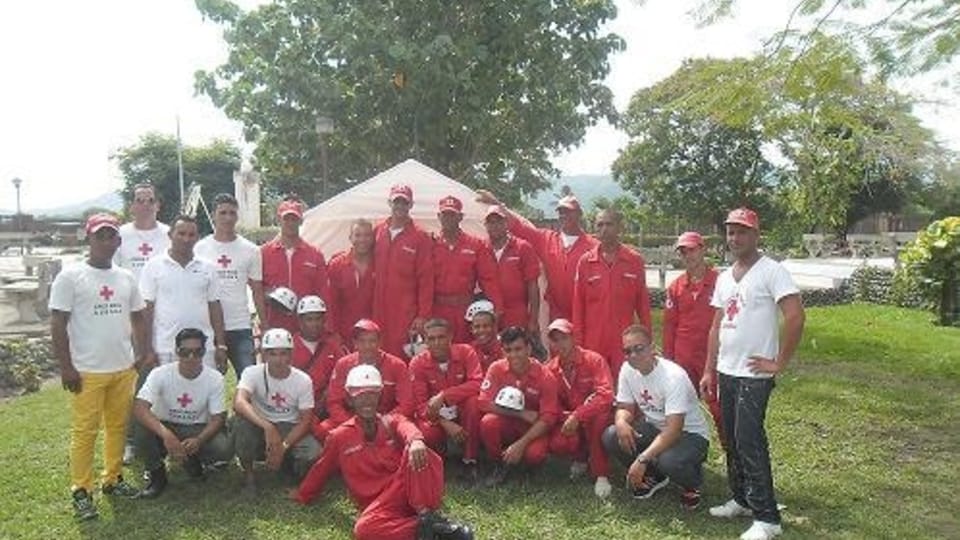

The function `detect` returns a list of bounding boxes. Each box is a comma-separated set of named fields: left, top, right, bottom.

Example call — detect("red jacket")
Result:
left=409, top=344, right=483, bottom=421
left=478, top=358, right=560, bottom=427
left=572, top=244, right=652, bottom=365
left=507, top=214, right=598, bottom=320
left=296, top=413, right=429, bottom=507
left=325, top=351, right=414, bottom=424
left=327, top=249, right=375, bottom=344
left=544, top=346, right=613, bottom=422
left=261, top=237, right=329, bottom=333
left=485, top=235, right=540, bottom=328
left=292, top=332, right=348, bottom=405
left=663, top=268, right=718, bottom=367
left=372, top=220, right=434, bottom=356
left=433, top=231, right=504, bottom=309
left=471, top=339, right=503, bottom=372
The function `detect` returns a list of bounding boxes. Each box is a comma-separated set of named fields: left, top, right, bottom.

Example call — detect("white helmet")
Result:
left=268, top=287, right=298, bottom=312
left=345, top=364, right=383, bottom=395
left=297, top=295, right=327, bottom=315
left=494, top=386, right=525, bottom=411
left=403, top=334, right=428, bottom=359
left=464, top=299, right=496, bottom=322
left=261, top=328, right=294, bottom=350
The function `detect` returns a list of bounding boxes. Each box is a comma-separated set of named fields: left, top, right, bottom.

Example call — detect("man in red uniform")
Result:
left=315, top=319, right=414, bottom=442
left=409, top=319, right=484, bottom=484
left=433, top=196, right=504, bottom=343
left=572, top=208, right=651, bottom=382
left=543, top=319, right=615, bottom=498
left=663, top=231, right=723, bottom=446
left=478, top=327, right=560, bottom=487
left=261, top=198, right=330, bottom=333
left=476, top=190, right=597, bottom=321
left=328, top=219, right=376, bottom=344
left=372, top=185, right=434, bottom=358
left=294, top=364, right=474, bottom=540
left=465, top=300, right=502, bottom=372
left=482, top=206, right=540, bottom=332
left=291, top=296, right=348, bottom=418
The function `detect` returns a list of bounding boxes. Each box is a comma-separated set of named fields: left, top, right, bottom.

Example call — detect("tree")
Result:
left=112, top=133, right=242, bottom=229
left=194, top=0, right=624, bottom=205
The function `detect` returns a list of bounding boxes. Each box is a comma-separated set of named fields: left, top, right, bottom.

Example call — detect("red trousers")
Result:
left=675, top=355, right=725, bottom=449
left=353, top=446, right=444, bottom=540
left=433, top=304, right=472, bottom=344
left=479, top=413, right=549, bottom=465
left=416, top=397, right=480, bottom=461
left=548, top=412, right=612, bottom=478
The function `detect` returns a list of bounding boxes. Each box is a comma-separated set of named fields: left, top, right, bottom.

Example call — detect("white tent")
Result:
left=301, top=159, right=490, bottom=256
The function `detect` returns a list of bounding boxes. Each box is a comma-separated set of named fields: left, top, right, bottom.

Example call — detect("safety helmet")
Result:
left=345, top=364, right=383, bottom=396
left=464, top=299, right=495, bottom=322
left=297, top=295, right=327, bottom=315
left=403, top=334, right=427, bottom=359
left=268, top=287, right=298, bottom=312
left=494, top=386, right=525, bottom=411
left=261, top=328, right=294, bottom=350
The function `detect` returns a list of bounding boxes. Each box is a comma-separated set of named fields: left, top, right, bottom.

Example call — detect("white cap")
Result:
left=297, top=295, right=327, bottom=315
left=268, top=287, right=298, bottom=312
left=261, top=328, right=294, bottom=350
left=464, top=299, right=496, bottom=322
left=345, top=364, right=383, bottom=396
left=494, top=386, right=525, bottom=411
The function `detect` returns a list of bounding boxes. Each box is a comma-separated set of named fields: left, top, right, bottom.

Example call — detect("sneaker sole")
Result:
left=633, top=478, right=670, bottom=500
left=710, top=507, right=753, bottom=518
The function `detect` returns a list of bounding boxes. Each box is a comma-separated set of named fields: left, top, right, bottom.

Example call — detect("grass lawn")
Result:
left=1, top=304, right=958, bottom=539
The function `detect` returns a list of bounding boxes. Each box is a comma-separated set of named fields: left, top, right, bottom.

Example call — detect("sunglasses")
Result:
left=177, top=347, right=205, bottom=358
left=622, top=344, right=651, bottom=357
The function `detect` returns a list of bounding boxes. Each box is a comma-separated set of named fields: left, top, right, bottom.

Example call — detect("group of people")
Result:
left=51, top=180, right=804, bottom=540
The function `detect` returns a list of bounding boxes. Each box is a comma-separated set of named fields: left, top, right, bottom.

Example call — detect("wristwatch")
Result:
left=635, top=455, right=650, bottom=465
left=216, top=344, right=228, bottom=351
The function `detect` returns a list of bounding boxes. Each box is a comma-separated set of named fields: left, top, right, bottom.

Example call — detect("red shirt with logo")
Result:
left=372, top=220, right=434, bottom=356
left=327, top=249, right=375, bottom=344
left=292, top=332, right=348, bottom=405
left=544, top=346, right=613, bottom=422
left=663, top=268, right=719, bottom=369
left=486, top=235, right=540, bottom=328
left=409, top=344, right=484, bottom=421
left=261, top=237, right=329, bottom=333
left=478, top=358, right=560, bottom=427
left=325, top=351, right=414, bottom=424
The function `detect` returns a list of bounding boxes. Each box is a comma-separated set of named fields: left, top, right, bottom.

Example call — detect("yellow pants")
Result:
left=70, top=368, right=136, bottom=492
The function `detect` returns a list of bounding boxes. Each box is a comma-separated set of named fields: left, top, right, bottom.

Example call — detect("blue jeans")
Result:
left=225, top=329, right=255, bottom=377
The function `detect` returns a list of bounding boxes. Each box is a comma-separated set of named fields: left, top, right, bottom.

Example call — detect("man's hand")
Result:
left=181, top=437, right=201, bottom=456
left=502, top=440, right=527, bottom=465
left=615, top=420, right=637, bottom=455
left=699, top=371, right=716, bottom=400
left=137, top=352, right=158, bottom=373
left=440, top=420, right=467, bottom=444
left=520, top=410, right=539, bottom=424
left=409, top=317, right=426, bottom=336
left=163, top=432, right=186, bottom=461
left=527, top=318, right=540, bottom=337
left=215, top=348, right=229, bottom=374
left=747, top=355, right=782, bottom=376
left=626, top=459, right=648, bottom=489
left=560, top=414, right=580, bottom=436
left=264, top=426, right=285, bottom=471
left=426, top=393, right=445, bottom=420
left=61, top=365, right=82, bottom=393
left=475, top=189, right=500, bottom=206
left=409, top=439, right=428, bottom=471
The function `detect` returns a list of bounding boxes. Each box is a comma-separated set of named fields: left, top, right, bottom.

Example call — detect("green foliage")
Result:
left=898, top=216, right=960, bottom=324
left=0, top=338, right=56, bottom=395
left=195, top=0, right=624, bottom=206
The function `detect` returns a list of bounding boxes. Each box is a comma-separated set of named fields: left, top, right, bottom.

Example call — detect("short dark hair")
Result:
left=213, top=193, right=238, bottom=207
left=423, top=318, right=451, bottom=333
left=131, top=183, right=158, bottom=201
left=499, top=326, right=530, bottom=347
left=597, top=207, right=623, bottom=224
left=170, top=214, right=198, bottom=228
left=350, top=218, right=373, bottom=232
left=621, top=324, right=652, bottom=343
left=175, top=328, right=208, bottom=348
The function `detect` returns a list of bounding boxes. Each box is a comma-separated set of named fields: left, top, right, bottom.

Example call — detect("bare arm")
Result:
left=131, top=309, right=150, bottom=369
left=776, top=294, right=805, bottom=371
left=209, top=301, right=227, bottom=347
left=133, top=398, right=173, bottom=439
left=284, top=409, right=314, bottom=447
left=526, top=279, right=540, bottom=332
left=52, top=310, right=81, bottom=393
left=233, top=388, right=273, bottom=431
left=634, top=414, right=684, bottom=462
left=249, top=279, right=267, bottom=330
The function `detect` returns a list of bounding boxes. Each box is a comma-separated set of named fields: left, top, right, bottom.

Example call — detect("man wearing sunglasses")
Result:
left=133, top=328, right=233, bottom=497
left=601, top=325, right=709, bottom=511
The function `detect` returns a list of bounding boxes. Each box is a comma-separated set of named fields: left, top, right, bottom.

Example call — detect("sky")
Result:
left=1, top=0, right=958, bottom=212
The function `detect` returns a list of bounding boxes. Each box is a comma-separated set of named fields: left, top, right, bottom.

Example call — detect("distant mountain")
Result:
left=524, top=174, right=626, bottom=214
left=33, top=192, right=124, bottom=219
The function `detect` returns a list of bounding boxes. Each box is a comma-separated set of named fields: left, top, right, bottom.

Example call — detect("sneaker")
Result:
left=140, top=466, right=168, bottom=499
left=680, top=488, right=702, bottom=511
left=456, top=461, right=480, bottom=486
left=569, top=461, right=588, bottom=480
left=709, top=498, right=752, bottom=519
left=184, top=457, right=205, bottom=480
left=483, top=463, right=510, bottom=488
left=102, top=476, right=141, bottom=499
left=122, top=444, right=136, bottom=465
left=594, top=476, right=612, bottom=499
left=740, top=520, right=783, bottom=540
left=416, top=511, right=475, bottom=540
left=71, top=489, right=98, bottom=521
left=631, top=474, right=669, bottom=500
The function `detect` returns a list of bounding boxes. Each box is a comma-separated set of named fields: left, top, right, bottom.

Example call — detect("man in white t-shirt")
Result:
left=602, top=324, right=709, bottom=511
left=139, top=215, right=228, bottom=372
left=195, top=193, right=266, bottom=376
left=234, top=328, right=320, bottom=495
left=114, top=183, right=170, bottom=282
left=50, top=213, right=150, bottom=521
left=133, top=328, right=233, bottom=498
left=701, top=208, right=805, bottom=540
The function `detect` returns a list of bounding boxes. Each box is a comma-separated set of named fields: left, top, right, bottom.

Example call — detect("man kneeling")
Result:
left=294, top=365, right=474, bottom=540
left=134, top=328, right=233, bottom=497
left=602, top=324, right=710, bottom=510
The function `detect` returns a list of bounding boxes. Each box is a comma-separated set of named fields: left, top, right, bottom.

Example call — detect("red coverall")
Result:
left=663, top=267, right=724, bottom=446
left=478, top=358, right=560, bottom=465
left=314, top=351, right=414, bottom=442
left=506, top=213, right=598, bottom=320
left=409, top=344, right=483, bottom=461
left=327, top=249, right=375, bottom=345
left=572, top=244, right=652, bottom=383
left=471, top=339, right=503, bottom=373
left=292, top=332, right=348, bottom=414
left=296, top=414, right=444, bottom=540
left=261, top=237, right=329, bottom=333
left=433, top=231, right=504, bottom=343
left=372, top=220, right=434, bottom=358
left=545, top=346, right=614, bottom=478
left=485, top=235, right=540, bottom=329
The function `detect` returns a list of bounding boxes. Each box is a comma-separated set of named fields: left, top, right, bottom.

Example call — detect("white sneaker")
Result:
left=594, top=476, right=612, bottom=498
left=122, top=444, right=136, bottom=465
left=569, top=461, right=588, bottom=480
left=709, top=499, right=752, bottom=518
left=740, top=521, right=782, bottom=540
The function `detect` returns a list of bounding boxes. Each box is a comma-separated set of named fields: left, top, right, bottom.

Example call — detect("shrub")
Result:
left=239, top=226, right=280, bottom=246
left=898, top=216, right=960, bottom=325
left=0, top=338, right=56, bottom=395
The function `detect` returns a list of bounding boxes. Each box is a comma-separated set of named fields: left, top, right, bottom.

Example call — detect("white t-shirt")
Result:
left=711, top=256, right=800, bottom=378
left=237, top=364, right=314, bottom=424
left=48, top=262, right=145, bottom=373
left=137, top=363, right=226, bottom=424
left=115, top=222, right=170, bottom=282
left=616, top=357, right=710, bottom=440
left=195, top=235, right=262, bottom=330
left=139, top=253, right=219, bottom=360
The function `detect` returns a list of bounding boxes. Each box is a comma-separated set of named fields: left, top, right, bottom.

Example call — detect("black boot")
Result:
left=183, top=456, right=205, bottom=480
left=416, top=511, right=475, bottom=540
left=140, top=465, right=168, bottom=498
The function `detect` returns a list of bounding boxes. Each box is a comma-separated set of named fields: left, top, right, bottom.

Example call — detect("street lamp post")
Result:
left=11, top=177, right=23, bottom=254
left=315, top=116, right=334, bottom=202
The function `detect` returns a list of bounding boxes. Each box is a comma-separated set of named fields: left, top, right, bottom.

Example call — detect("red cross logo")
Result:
left=217, top=254, right=232, bottom=268
left=640, top=389, right=654, bottom=404
left=99, top=285, right=114, bottom=301
left=725, top=297, right=740, bottom=321
left=270, top=392, right=287, bottom=408
left=138, top=242, right=153, bottom=256
left=176, top=393, right=193, bottom=407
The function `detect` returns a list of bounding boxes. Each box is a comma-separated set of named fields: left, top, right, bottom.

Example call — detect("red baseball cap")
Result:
left=277, top=200, right=304, bottom=219
left=353, top=318, right=382, bottom=334
left=675, top=231, right=705, bottom=249
left=547, top=318, right=574, bottom=335
left=85, top=213, right=120, bottom=235
left=725, top=207, right=759, bottom=229
left=389, top=184, right=413, bottom=203
left=556, top=195, right=582, bottom=212
left=438, top=195, right=463, bottom=214
left=484, top=205, right=507, bottom=221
